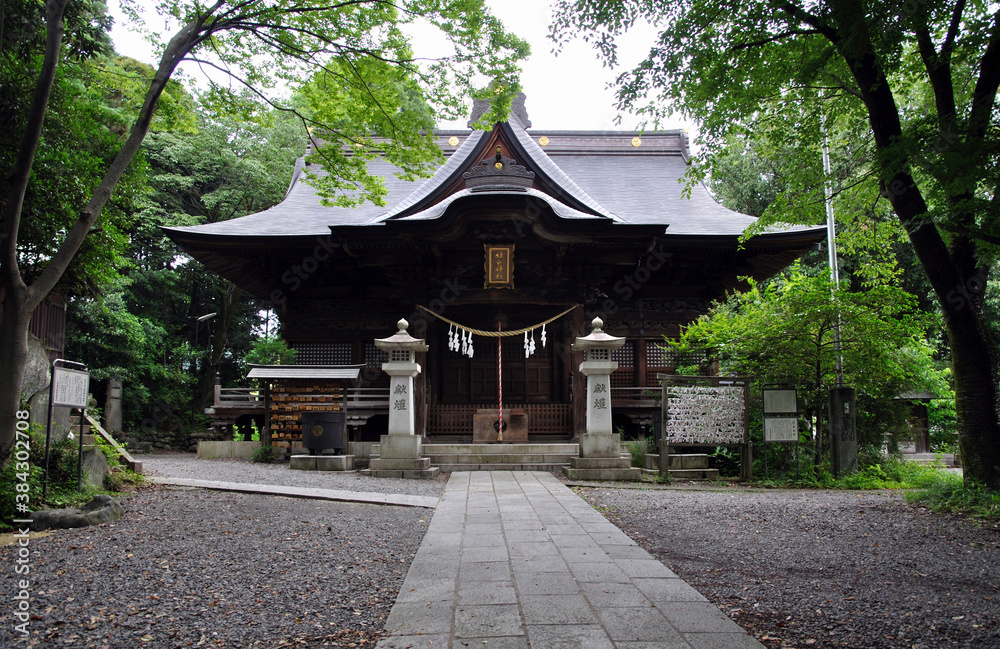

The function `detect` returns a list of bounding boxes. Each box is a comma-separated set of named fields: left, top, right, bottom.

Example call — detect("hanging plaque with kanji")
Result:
left=484, top=244, right=514, bottom=289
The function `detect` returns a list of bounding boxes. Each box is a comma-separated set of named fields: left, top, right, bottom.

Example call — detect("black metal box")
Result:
left=301, top=411, right=346, bottom=455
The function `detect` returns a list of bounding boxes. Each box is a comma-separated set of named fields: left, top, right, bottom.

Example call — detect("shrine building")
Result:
left=165, top=96, right=825, bottom=452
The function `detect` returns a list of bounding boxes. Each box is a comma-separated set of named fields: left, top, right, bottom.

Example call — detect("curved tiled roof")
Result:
left=162, top=120, right=823, bottom=241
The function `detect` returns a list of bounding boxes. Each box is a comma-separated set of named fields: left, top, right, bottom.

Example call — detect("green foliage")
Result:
left=251, top=445, right=275, bottom=464
left=0, top=425, right=87, bottom=530
left=906, top=473, right=1000, bottom=524
left=755, top=454, right=944, bottom=491
left=674, top=268, right=941, bottom=413
left=551, top=0, right=1000, bottom=487
left=245, top=336, right=299, bottom=367
left=625, top=437, right=653, bottom=468
left=1, top=52, right=150, bottom=295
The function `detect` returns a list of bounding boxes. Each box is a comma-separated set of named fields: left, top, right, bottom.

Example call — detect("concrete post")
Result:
left=829, top=387, right=858, bottom=476
left=104, top=379, right=123, bottom=433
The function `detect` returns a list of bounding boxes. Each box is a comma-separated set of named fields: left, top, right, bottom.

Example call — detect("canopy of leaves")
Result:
left=119, top=0, right=530, bottom=207
left=551, top=0, right=999, bottom=252
left=672, top=270, right=945, bottom=413
left=0, top=0, right=157, bottom=295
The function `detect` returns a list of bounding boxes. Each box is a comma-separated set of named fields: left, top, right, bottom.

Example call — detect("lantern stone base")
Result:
left=289, top=454, right=354, bottom=472
left=363, top=434, right=440, bottom=479
left=564, top=433, right=641, bottom=481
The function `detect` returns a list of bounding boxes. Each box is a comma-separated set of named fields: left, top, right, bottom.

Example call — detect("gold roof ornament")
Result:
left=539, top=136, right=549, bottom=146
left=631, top=137, right=642, bottom=147
left=448, top=136, right=459, bottom=146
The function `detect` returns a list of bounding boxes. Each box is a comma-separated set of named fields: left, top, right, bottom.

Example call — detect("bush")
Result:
left=625, top=437, right=653, bottom=468
left=251, top=445, right=275, bottom=464
left=0, top=424, right=93, bottom=530
left=906, top=473, right=1000, bottom=523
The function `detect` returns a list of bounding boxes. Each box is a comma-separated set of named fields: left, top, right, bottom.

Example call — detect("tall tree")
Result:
left=0, top=0, right=528, bottom=458
left=553, top=0, right=1000, bottom=487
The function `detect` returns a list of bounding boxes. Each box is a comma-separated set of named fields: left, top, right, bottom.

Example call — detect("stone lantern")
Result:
left=564, top=317, right=640, bottom=481
left=364, top=319, right=439, bottom=479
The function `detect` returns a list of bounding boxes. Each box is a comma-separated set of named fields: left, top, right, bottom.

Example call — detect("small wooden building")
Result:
left=166, top=97, right=825, bottom=449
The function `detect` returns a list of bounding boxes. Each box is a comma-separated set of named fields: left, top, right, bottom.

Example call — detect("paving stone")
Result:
left=520, top=593, right=596, bottom=625
left=682, top=632, right=767, bottom=648
left=657, top=602, right=746, bottom=634
left=632, top=578, right=709, bottom=604
left=595, top=606, right=685, bottom=643
left=393, top=578, right=456, bottom=603
left=454, top=637, right=530, bottom=649
left=559, top=545, right=609, bottom=563
left=580, top=582, right=653, bottom=608
left=457, top=580, right=518, bottom=605
left=375, top=633, right=450, bottom=649
left=614, top=641, right=692, bottom=649
left=462, top=545, right=510, bottom=563
left=376, top=471, right=763, bottom=649
left=525, top=624, right=615, bottom=649
left=382, top=600, right=454, bottom=635
left=454, top=604, right=524, bottom=637
left=513, top=571, right=581, bottom=596
left=614, top=558, right=679, bottom=579
left=510, top=555, right=568, bottom=574
left=459, top=560, right=511, bottom=581
left=549, top=534, right=602, bottom=549
left=567, top=561, right=633, bottom=584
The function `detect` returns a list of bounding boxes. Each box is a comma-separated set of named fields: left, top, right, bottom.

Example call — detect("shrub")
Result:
left=251, top=445, right=275, bottom=464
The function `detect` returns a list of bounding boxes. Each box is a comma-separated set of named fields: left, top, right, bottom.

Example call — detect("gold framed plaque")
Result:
left=484, top=244, right=514, bottom=289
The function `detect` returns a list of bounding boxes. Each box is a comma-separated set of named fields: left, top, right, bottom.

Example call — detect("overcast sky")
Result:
left=106, top=0, right=687, bottom=134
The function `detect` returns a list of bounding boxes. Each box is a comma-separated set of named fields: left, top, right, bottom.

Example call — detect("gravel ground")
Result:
left=1, top=486, right=428, bottom=648
left=579, top=485, right=1000, bottom=649
left=139, top=453, right=447, bottom=498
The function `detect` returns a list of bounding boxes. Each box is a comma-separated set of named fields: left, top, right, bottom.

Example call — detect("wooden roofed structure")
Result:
left=165, top=96, right=825, bottom=448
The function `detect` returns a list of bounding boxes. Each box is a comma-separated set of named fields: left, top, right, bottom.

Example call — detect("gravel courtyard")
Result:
left=4, top=456, right=999, bottom=649
left=1, top=487, right=428, bottom=648
left=579, top=486, right=1000, bottom=649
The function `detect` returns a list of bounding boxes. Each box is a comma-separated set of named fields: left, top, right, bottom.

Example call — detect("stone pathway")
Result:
left=376, top=471, right=764, bottom=649
left=149, top=477, right=439, bottom=508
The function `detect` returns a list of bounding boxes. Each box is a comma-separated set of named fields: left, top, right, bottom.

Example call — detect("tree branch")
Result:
left=2, top=0, right=69, bottom=297
left=728, top=29, right=821, bottom=51
left=28, top=5, right=223, bottom=304
left=968, top=8, right=1000, bottom=141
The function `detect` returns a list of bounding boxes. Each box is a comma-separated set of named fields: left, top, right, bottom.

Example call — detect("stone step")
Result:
left=903, top=452, right=958, bottom=467
left=423, top=443, right=580, bottom=455
left=644, top=453, right=711, bottom=470
left=435, top=463, right=570, bottom=473
left=425, top=453, right=577, bottom=464
left=668, top=468, right=720, bottom=480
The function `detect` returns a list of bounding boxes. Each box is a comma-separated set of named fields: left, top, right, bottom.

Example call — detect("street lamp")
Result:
left=192, top=312, right=217, bottom=370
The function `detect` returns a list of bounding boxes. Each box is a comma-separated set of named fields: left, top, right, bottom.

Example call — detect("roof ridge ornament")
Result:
left=462, top=146, right=535, bottom=192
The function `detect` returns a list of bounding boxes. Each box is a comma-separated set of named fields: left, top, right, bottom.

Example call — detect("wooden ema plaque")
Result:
left=473, top=408, right=528, bottom=443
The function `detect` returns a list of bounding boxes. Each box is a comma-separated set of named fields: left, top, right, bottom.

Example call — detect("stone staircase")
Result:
left=903, top=452, right=960, bottom=468
left=374, top=442, right=579, bottom=473
left=368, top=442, right=723, bottom=480
left=644, top=453, right=719, bottom=480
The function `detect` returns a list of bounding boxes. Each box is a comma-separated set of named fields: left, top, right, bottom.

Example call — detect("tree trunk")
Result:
left=943, top=296, right=1000, bottom=487
left=0, top=287, right=34, bottom=458
left=826, top=5, right=1000, bottom=488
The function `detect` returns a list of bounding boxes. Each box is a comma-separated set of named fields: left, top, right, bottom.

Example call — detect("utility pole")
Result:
left=821, top=114, right=857, bottom=475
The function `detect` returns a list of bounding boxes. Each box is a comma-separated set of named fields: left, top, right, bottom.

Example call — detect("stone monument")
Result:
left=363, top=319, right=439, bottom=479
left=564, top=317, right=640, bottom=481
